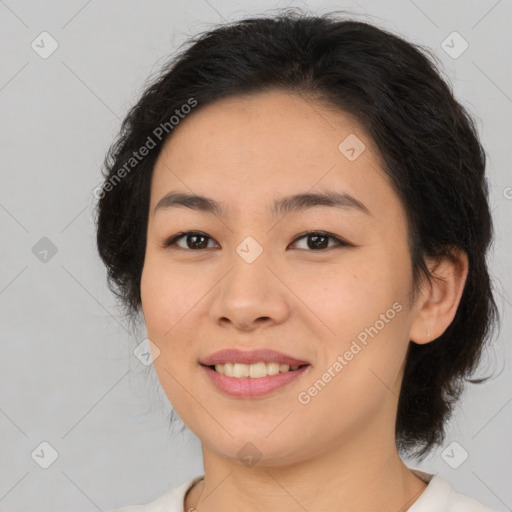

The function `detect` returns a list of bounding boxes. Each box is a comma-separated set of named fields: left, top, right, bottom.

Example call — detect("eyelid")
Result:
left=289, top=231, right=351, bottom=249
left=162, top=231, right=219, bottom=250
left=162, top=230, right=351, bottom=250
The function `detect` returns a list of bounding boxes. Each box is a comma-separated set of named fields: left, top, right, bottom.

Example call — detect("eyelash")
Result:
left=162, top=230, right=351, bottom=251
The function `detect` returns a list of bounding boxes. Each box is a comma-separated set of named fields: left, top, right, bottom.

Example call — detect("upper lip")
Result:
left=200, top=348, right=310, bottom=366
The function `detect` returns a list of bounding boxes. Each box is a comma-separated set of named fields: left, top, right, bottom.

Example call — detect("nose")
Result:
left=208, top=251, right=290, bottom=332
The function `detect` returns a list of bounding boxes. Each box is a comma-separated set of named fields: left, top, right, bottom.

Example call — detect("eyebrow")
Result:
left=154, top=190, right=372, bottom=217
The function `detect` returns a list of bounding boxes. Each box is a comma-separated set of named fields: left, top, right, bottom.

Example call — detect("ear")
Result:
left=409, top=246, right=469, bottom=344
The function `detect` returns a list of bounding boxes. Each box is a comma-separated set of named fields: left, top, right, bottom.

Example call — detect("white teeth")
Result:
left=233, top=363, right=249, bottom=378
left=213, top=362, right=301, bottom=378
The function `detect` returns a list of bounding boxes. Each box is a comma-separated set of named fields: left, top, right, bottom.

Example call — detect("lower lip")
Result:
left=201, top=364, right=310, bottom=398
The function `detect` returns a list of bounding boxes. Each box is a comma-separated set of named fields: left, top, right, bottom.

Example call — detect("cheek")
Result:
left=298, top=253, right=410, bottom=389
left=140, top=261, right=173, bottom=335
left=140, top=258, right=201, bottom=413
left=140, top=256, right=203, bottom=337
left=297, top=252, right=398, bottom=330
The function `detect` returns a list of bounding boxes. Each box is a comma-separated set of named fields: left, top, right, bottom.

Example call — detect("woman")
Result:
left=96, top=10, right=499, bottom=512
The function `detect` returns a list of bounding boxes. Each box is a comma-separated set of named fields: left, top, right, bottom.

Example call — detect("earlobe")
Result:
left=409, top=247, right=469, bottom=345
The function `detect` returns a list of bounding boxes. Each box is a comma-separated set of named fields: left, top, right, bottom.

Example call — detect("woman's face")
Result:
left=140, top=90, right=421, bottom=465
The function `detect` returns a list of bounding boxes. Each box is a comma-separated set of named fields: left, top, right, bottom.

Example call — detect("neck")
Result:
left=185, top=431, right=427, bottom=512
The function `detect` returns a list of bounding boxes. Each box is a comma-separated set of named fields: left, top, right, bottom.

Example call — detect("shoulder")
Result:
left=444, top=483, right=497, bottom=512
left=106, top=475, right=204, bottom=512
left=408, top=470, right=497, bottom=512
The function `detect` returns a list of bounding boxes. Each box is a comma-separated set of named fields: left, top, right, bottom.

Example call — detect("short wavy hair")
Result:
left=95, top=9, right=499, bottom=458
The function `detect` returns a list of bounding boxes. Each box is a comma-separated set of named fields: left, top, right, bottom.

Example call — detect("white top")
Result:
left=109, top=469, right=497, bottom=512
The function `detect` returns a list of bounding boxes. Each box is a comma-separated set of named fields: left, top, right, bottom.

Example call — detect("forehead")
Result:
left=149, top=90, right=399, bottom=221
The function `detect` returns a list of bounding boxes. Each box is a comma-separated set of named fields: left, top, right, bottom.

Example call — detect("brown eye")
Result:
left=163, top=230, right=349, bottom=252
left=290, top=231, right=349, bottom=251
left=163, top=231, right=218, bottom=250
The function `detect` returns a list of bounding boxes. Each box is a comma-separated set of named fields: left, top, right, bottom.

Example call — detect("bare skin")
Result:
left=140, top=90, right=468, bottom=512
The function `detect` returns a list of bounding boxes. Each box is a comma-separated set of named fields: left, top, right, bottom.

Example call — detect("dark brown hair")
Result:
left=95, top=9, right=499, bottom=458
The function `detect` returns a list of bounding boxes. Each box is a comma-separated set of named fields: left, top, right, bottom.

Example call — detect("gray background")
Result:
left=1, top=0, right=511, bottom=510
